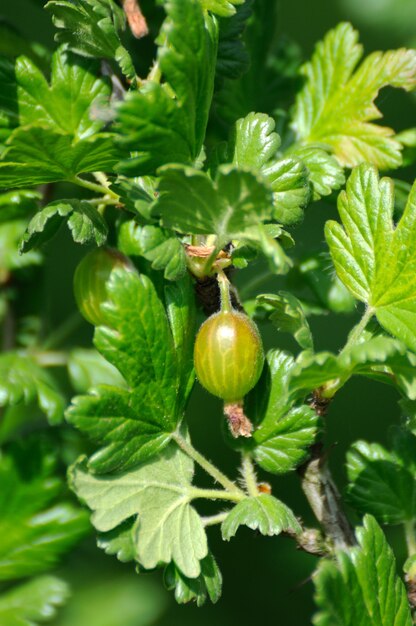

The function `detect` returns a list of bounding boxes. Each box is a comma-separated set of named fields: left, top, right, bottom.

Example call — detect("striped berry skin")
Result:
left=194, top=310, right=264, bottom=403
left=74, top=247, right=132, bottom=326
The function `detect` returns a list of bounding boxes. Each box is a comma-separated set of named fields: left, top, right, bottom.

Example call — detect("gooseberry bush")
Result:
left=1, top=0, right=416, bottom=623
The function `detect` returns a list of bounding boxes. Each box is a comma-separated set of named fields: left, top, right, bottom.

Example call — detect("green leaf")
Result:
left=297, top=252, right=356, bottom=315
left=46, top=0, right=135, bottom=78
left=0, top=48, right=111, bottom=139
left=288, top=335, right=416, bottom=402
left=221, top=494, right=301, bottom=540
left=0, top=21, right=50, bottom=70
left=20, top=200, right=108, bottom=252
left=68, top=348, right=126, bottom=393
left=216, top=0, right=301, bottom=124
left=326, top=164, right=416, bottom=351
left=97, top=521, right=135, bottom=563
left=0, top=576, right=69, bottom=626
left=0, top=127, right=121, bottom=188
left=0, top=441, right=89, bottom=580
left=216, top=1, right=252, bottom=81
left=200, top=0, right=244, bottom=17
left=313, top=515, right=412, bottom=626
left=154, top=164, right=273, bottom=248
left=71, top=444, right=208, bottom=578
left=117, top=222, right=186, bottom=281
left=245, top=349, right=320, bottom=474
left=0, top=222, right=42, bottom=281
left=0, top=190, right=40, bottom=224
left=67, top=267, right=184, bottom=473
left=289, top=145, right=345, bottom=199
left=0, top=352, right=64, bottom=425
left=164, top=552, right=222, bottom=606
left=110, top=179, right=154, bottom=220
left=257, top=292, right=314, bottom=350
left=346, top=429, right=416, bottom=524
left=231, top=223, right=292, bottom=275
left=117, top=0, right=218, bottom=175
left=292, top=22, right=416, bottom=170
left=229, top=112, right=310, bottom=224
left=164, top=274, right=196, bottom=410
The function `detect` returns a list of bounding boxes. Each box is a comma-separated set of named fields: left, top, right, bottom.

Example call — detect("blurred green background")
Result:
left=0, top=0, right=415, bottom=624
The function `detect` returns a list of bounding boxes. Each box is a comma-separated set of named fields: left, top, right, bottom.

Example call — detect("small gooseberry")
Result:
left=73, top=247, right=132, bottom=326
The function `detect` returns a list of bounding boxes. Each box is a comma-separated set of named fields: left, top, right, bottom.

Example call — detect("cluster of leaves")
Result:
left=1, top=0, right=416, bottom=623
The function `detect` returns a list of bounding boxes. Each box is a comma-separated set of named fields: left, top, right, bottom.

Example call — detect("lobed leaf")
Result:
left=67, top=267, right=190, bottom=472
left=313, top=515, right=412, bottom=625
left=229, top=112, right=310, bottom=224
left=118, top=221, right=186, bottom=281
left=245, top=350, right=320, bottom=474
left=292, top=22, right=416, bottom=170
left=221, top=494, right=300, bottom=539
left=0, top=127, right=121, bottom=188
left=326, top=164, right=416, bottom=351
left=117, top=0, right=218, bottom=175
left=20, top=199, right=108, bottom=251
left=0, top=48, right=111, bottom=139
left=288, top=335, right=416, bottom=402
left=346, top=429, right=416, bottom=525
left=68, top=348, right=126, bottom=394
left=257, top=292, right=313, bottom=350
left=154, top=164, right=273, bottom=245
left=164, top=552, right=222, bottom=606
left=46, top=0, right=135, bottom=78
left=71, top=444, right=208, bottom=578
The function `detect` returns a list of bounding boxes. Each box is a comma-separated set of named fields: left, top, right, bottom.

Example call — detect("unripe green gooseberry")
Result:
left=73, top=247, right=132, bottom=326
left=194, top=301, right=264, bottom=404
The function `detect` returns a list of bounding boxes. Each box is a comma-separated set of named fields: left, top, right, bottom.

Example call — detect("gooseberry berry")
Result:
left=194, top=273, right=264, bottom=437
left=73, top=247, right=133, bottom=326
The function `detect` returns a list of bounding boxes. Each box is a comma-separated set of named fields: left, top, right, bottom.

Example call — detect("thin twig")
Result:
left=298, top=444, right=355, bottom=550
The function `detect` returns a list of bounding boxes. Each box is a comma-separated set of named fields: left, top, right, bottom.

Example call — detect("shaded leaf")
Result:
left=20, top=200, right=108, bottom=251
left=164, top=552, right=222, bottom=606
left=257, top=291, right=314, bottom=350
left=221, top=494, right=300, bottom=539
